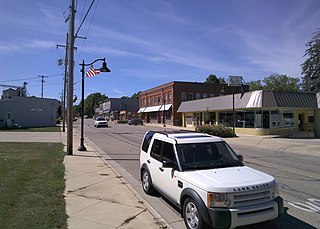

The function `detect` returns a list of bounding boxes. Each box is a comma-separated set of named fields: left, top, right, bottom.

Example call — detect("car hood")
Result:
left=178, top=166, right=275, bottom=192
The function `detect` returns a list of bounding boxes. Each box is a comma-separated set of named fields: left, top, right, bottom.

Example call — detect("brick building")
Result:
left=138, top=81, right=249, bottom=126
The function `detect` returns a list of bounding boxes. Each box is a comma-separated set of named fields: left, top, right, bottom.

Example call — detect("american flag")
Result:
left=86, top=66, right=100, bottom=77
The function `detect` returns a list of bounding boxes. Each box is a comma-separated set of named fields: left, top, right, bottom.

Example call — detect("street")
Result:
left=76, top=119, right=320, bottom=229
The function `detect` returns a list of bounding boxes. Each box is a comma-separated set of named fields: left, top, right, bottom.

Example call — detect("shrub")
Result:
left=117, top=120, right=128, bottom=124
left=196, top=124, right=236, bottom=138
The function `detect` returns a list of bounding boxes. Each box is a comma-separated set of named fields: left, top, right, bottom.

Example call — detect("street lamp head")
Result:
left=99, top=61, right=111, bottom=72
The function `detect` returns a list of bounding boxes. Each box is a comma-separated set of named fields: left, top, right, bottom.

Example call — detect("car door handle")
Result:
left=159, top=167, right=164, bottom=172
left=147, top=160, right=150, bottom=164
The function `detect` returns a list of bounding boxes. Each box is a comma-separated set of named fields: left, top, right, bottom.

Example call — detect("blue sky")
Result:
left=0, top=0, right=319, bottom=102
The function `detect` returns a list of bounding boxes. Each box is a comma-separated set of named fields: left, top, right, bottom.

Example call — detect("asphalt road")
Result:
left=77, top=119, right=320, bottom=229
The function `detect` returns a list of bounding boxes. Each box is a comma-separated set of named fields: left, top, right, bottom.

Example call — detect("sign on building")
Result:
left=228, top=76, right=243, bottom=86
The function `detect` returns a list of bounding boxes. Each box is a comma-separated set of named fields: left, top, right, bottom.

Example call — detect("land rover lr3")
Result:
left=140, top=131, right=284, bottom=229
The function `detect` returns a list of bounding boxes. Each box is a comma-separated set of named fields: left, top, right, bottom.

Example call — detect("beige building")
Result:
left=178, top=90, right=320, bottom=137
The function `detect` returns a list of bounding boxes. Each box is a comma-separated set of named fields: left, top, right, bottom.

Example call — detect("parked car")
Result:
left=128, top=118, right=143, bottom=125
left=140, top=131, right=284, bottom=229
left=93, top=117, right=108, bottom=128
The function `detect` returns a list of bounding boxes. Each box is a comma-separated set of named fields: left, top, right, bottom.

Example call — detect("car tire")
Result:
left=183, top=198, right=204, bottom=229
left=141, top=169, right=154, bottom=195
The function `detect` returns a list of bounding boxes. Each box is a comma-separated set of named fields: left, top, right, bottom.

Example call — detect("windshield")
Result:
left=176, top=141, right=243, bottom=171
left=96, top=118, right=106, bottom=121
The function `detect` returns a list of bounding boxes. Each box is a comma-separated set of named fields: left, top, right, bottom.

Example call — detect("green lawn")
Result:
left=0, top=126, right=61, bottom=132
left=0, top=142, right=67, bottom=228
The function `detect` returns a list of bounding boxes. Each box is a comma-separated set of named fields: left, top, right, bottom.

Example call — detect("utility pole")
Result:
left=67, top=0, right=76, bottom=155
left=39, top=75, right=48, bottom=98
left=57, top=33, right=70, bottom=132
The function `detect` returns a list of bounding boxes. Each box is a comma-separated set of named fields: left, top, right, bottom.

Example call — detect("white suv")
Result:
left=93, top=117, right=108, bottom=128
left=140, top=131, right=283, bottom=229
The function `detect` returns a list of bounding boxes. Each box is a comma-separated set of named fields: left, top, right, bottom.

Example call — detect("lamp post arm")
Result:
left=80, top=58, right=106, bottom=67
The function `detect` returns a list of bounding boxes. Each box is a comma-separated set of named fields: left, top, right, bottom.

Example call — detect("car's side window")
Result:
left=142, top=131, right=154, bottom=152
left=150, top=139, right=162, bottom=161
left=162, top=142, right=176, bottom=162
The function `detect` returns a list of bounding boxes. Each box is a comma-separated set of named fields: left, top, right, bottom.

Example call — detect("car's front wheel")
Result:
left=183, top=198, right=204, bottom=229
left=141, top=169, right=154, bottom=195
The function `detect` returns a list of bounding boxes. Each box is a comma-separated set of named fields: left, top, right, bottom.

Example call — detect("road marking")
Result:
left=288, top=198, right=320, bottom=213
left=246, top=158, right=320, bottom=180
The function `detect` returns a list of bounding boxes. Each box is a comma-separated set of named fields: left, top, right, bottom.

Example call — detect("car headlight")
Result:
left=271, top=183, right=279, bottom=198
left=207, top=192, right=231, bottom=208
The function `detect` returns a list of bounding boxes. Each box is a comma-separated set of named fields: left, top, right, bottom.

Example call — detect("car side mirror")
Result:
left=237, top=155, right=243, bottom=162
left=163, top=160, right=177, bottom=169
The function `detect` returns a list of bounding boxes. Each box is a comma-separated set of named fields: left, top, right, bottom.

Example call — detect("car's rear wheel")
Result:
left=183, top=198, right=204, bottom=229
left=141, top=169, right=154, bottom=195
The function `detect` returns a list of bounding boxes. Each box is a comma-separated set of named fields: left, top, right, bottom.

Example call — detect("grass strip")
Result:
left=0, top=142, right=67, bottom=228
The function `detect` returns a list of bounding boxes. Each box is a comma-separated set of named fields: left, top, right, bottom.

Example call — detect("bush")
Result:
left=196, top=124, right=236, bottom=138
left=117, top=120, right=128, bottom=124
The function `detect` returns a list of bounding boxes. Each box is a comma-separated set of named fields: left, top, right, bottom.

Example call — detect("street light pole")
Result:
left=78, top=60, right=87, bottom=151
left=78, top=58, right=111, bottom=151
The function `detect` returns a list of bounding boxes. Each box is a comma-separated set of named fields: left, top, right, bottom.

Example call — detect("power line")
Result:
left=0, top=73, right=63, bottom=83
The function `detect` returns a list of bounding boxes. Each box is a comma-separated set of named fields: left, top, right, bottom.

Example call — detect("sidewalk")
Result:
left=0, top=127, right=318, bottom=229
left=62, top=130, right=169, bottom=229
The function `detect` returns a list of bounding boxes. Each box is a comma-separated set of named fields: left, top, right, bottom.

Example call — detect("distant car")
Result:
left=93, top=117, right=108, bottom=128
left=128, top=118, right=143, bottom=125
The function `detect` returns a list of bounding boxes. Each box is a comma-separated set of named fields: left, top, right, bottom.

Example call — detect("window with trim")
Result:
left=188, top=93, right=194, bottom=101
left=181, top=93, right=187, bottom=101
left=150, top=139, right=162, bottom=161
left=168, top=93, right=172, bottom=103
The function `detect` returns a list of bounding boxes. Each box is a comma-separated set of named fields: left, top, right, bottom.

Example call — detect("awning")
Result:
left=137, top=108, right=146, bottom=113
left=144, top=105, right=162, bottom=113
left=159, top=104, right=172, bottom=111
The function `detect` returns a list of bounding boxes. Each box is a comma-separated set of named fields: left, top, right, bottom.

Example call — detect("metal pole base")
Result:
left=78, top=145, right=87, bottom=151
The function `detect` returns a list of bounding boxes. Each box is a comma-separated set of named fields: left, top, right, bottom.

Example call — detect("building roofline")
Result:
left=140, top=81, right=229, bottom=94
left=177, top=90, right=319, bottom=113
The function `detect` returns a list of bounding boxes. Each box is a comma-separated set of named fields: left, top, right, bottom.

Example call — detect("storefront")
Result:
left=178, top=90, right=320, bottom=137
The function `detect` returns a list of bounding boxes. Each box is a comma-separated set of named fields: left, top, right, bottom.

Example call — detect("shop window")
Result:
left=283, top=111, right=294, bottom=127
left=202, top=93, right=208, bottom=99
left=308, top=110, right=314, bottom=123
left=271, top=110, right=281, bottom=128
left=245, top=112, right=254, bottom=128
left=255, top=111, right=262, bottom=128
left=262, top=111, right=270, bottom=129
left=218, top=112, right=233, bottom=127
left=196, top=93, right=201, bottom=100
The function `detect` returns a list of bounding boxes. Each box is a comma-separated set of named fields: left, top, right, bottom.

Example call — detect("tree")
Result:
left=248, top=74, right=300, bottom=92
left=205, top=74, right=226, bottom=84
left=84, top=93, right=108, bottom=118
left=301, top=28, right=320, bottom=92
left=263, top=74, right=300, bottom=92
left=131, top=91, right=141, bottom=99
left=248, top=80, right=263, bottom=91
